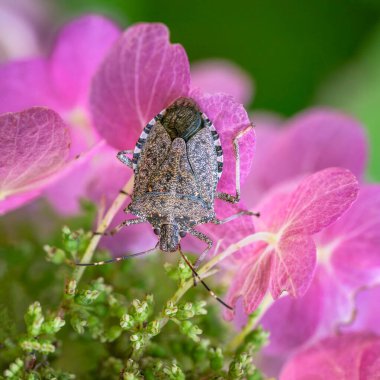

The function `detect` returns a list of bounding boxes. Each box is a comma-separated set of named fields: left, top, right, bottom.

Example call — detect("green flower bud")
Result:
left=130, top=333, right=144, bottom=351
left=209, top=347, right=224, bottom=371
left=193, top=300, right=207, bottom=316
left=163, top=362, right=185, bottom=380
left=44, top=245, right=66, bottom=264
left=180, top=321, right=202, bottom=342
left=164, top=301, right=178, bottom=317
left=71, top=315, right=87, bottom=334
left=120, top=313, right=135, bottom=330
left=25, top=302, right=44, bottom=337
left=42, top=316, right=65, bottom=334
left=76, top=289, right=100, bottom=305
left=146, top=320, right=160, bottom=337
left=40, top=340, right=55, bottom=354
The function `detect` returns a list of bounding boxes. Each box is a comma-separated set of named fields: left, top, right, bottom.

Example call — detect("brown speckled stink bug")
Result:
left=78, top=97, right=257, bottom=308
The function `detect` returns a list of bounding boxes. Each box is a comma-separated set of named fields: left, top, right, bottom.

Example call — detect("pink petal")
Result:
left=261, top=270, right=323, bottom=356
left=318, top=185, right=380, bottom=287
left=50, top=15, right=121, bottom=108
left=90, top=23, right=190, bottom=149
left=280, top=334, right=380, bottom=380
left=270, top=232, right=316, bottom=299
left=0, top=107, right=70, bottom=213
left=191, top=59, right=254, bottom=105
left=0, top=59, right=56, bottom=113
left=284, top=167, right=359, bottom=235
left=224, top=248, right=273, bottom=320
left=241, top=112, right=283, bottom=206
left=343, top=285, right=380, bottom=336
left=243, top=108, right=367, bottom=204
left=190, top=91, right=255, bottom=194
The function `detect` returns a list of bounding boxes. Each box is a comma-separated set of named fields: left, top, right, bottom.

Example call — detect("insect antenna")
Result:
left=75, top=245, right=158, bottom=267
left=178, top=245, right=233, bottom=310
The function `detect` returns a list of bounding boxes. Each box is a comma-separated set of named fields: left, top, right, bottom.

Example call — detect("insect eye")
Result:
left=179, top=231, right=187, bottom=238
left=153, top=228, right=160, bottom=235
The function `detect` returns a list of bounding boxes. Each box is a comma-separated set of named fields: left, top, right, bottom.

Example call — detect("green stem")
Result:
left=72, top=176, right=134, bottom=284
left=150, top=232, right=275, bottom=346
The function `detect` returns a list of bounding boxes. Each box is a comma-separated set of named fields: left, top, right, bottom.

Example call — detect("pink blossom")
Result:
left=0, top=108, right=70, bottom=214
left=259, top=184, right=380, bottom=369
left=191, top=59, right=254, bottom=105
left=0, top=15, right=121, bottom=214
left=280, top=333, right=380, bottom=380
left=224, top=167, right=359, bottom=320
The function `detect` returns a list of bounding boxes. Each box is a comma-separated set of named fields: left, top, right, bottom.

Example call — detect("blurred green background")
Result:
left=58, top=0, right=380, bottom=178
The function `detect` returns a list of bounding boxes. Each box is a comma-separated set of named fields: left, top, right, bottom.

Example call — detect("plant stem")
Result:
left=226, top=294, right=273, bottom=353
left=73, top=176, right=134, bottom=284
left=153, top=232, right=275, bottom=338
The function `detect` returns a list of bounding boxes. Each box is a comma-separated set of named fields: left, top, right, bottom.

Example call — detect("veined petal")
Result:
left=90, top=23, right=190, bottom=149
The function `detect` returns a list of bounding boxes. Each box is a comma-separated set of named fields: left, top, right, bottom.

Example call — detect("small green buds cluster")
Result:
left=164, top=257, right=192, bottom=283
left=44, top=245, right=66, bottom=264
left=3, top=358, right=23, bottom=378
left=162, top=361, right=185, bottom=380
left=25, top=302, right=44, bottom=337
left=228, top=352, right=262, bottom=380
left=179, top=320, right=202, bottom=342
left=121, top=359, right=143, bottom=380
left=120, top=294, right=154, bottom=331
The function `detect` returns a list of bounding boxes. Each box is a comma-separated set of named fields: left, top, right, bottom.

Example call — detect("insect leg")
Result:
left=216, top=124, right=253, bottom=204
left=117, top=150, right=134, bottom=169
left=212, top=210, right=260, bottom=225
left=188, top=229, right=213, bottom=270
left=178, top=246, right=232, bottom=310
left=76, top=244, right=158, bottom=267
left=93, top=218, right=145, bottom=237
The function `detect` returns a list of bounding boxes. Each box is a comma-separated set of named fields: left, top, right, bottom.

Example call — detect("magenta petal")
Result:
left=280, top=334, right=380, bottom=380
left=51, top=15, right=120, bottom=108
left=318, top=185, right=380, bottom=287
left=0, top=59, right=56, bottom=113
left=284, top=167, right=359, bottom=235
left=261, top=270, right=322, bottom=356
left=191, top=91, right=255, bottom=194
left=0, top=107, right=70, bottom=213
left=224, top=250, right=273, bottom=320
left=191, top=59, right=254, bottom=105
left=90, top=23, right=190, bottom=149
left=270, top=232, right=316, bottom=298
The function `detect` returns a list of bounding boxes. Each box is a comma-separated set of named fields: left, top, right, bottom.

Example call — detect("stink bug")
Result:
left=77, top=97, right=257, bottom=308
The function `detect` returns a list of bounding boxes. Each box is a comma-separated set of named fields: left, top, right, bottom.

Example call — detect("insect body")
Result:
left=78, top=97, right=256, bottom=308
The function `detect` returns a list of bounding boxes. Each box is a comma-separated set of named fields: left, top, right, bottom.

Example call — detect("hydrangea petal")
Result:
left=284, top=167, right=359, bottom=235
left=191, top=59, right=254, bottom=105
left=190, top=91, right=255, bottom=194
left=0, top=107, right=70, bottom=213
left=51, top=15, right=121, bottom=108
left=318, top=185, right=380, bottom=287
left=90, top=23, right=190, bottom=149
left=270, top=232, right=316, bottom=298
left=280, top=334, right=380, bottom=380
left=243, top=109, right=367, bottom=203
left=261, top=269, right=322, bottom=356
left=0, top=59, right=56, bottom=113
left=224, top=247, right=272, bottom=320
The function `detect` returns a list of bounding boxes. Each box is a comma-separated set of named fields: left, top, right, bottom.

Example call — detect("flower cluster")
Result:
left=1, top=13, right=379, bottom=379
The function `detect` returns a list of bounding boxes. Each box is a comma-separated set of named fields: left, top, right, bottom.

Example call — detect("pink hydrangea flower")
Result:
left=0, top=15, right=121, bottom=214
left=260, top=184, right=380, bottom=371
left=280, top=333, right=380, bottom=380
left=224, top=167, right=359, bottom=320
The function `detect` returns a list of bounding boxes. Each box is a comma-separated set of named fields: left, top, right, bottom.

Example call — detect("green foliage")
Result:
left=0, top=204, right=269, bottom=379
